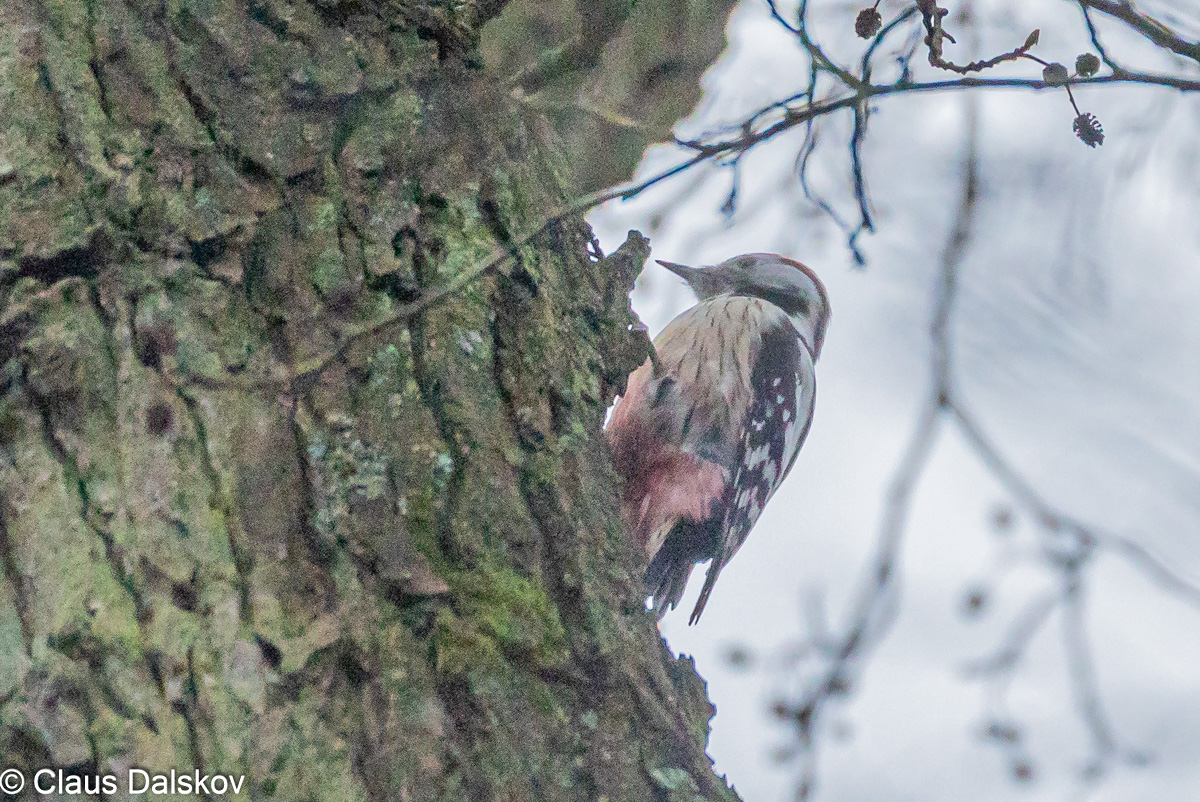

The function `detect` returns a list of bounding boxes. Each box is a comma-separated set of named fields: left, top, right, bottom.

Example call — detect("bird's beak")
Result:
left=655, top=260, right=695, bottom=281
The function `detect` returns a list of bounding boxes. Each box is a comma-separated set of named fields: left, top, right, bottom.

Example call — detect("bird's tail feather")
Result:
left=687, top=558, right=723, bottom=625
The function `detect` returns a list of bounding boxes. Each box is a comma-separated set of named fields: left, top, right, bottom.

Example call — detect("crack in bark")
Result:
left=19, top=296, right=197, bottom=737
left=175, top=75, right=276, bottom=184
left=405, top=236, right=469, bottom=564
left=15, top=231, right=108, bottom=285
left=487, top=280, right=555, bottom=554
left=407, top=320, right=469, bottom=563
left=484, top=247, right=624, bottom=797
left=21, top=12, right=101, bottom=228
left=433, top=673, right=493, bottom=802
left=178, top=645, right=208, bottom=781
left=154, top=0, right=278, bottom=189
left=84, top=0, right=112, bottom=121
left=246, top=0, right=315, bottom=46
left=45, top=630, right=144, bottom=724
left=33, top=55, right=82, bottom=184
left=24, top=392, right=200, bottom=745
left=343, top=655, right=393, bottom=802
left=286, top=393, right=341, bottom=603
left=175, top=388, right=255, bottom=623
left=0, top=500, right=34, bottom=656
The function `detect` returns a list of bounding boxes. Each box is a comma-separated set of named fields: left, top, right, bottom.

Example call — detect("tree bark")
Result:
left=0, top=0, right=740, bottom=799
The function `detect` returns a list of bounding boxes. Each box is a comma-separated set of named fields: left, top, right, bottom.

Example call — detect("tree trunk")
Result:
left=0, top=0, right=740, bottom=799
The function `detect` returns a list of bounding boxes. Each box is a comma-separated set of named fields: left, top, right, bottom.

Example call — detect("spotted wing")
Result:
left=687, top=321, right=816, bottom=624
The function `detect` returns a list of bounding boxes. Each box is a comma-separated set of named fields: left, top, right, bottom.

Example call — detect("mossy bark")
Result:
left=0, top=0, right=740, bottom=799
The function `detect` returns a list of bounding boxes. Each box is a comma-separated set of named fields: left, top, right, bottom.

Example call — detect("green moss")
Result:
left=456, top=561, right=568, bottom=665
left=432, top=606, right=502, bottom=676
left=432, top=561, right=568, bottom=684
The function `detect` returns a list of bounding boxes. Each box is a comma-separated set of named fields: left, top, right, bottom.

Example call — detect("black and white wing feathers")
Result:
left=688, top=320, right=816, bottom=624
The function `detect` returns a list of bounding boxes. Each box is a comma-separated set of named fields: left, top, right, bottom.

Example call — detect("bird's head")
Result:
left=657, top=253, right=831, bottom=359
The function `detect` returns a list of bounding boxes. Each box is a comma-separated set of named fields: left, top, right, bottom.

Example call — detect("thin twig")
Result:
left=1076, top=1, right=1125, bottom=75
left=796, top=0, right=864, bottom=89
left=847, top=102, right=874, bottom=264
left=765, top=0, right=800, bottom=33
left=963, top=590, right=1058, bottom=677
left=917, top=0, right=1041, bottom=75
left=1078, top=0, right=1200, bottom=65
left=860, top=6, right=923, bottom=82
left=1061, top=571, right=1119, bottom=763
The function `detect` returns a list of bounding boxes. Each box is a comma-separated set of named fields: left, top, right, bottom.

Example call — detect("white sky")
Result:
left=589, top=1, right=1200, bottom=799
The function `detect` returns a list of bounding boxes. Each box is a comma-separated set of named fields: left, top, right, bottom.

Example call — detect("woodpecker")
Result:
left=607, top=254, right=830, bottom=624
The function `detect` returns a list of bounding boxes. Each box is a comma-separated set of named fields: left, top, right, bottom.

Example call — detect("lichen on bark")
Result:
left=0, top=0, right=741, bottom=798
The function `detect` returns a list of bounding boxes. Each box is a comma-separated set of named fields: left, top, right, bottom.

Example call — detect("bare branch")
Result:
left=1078, top=0, right=1200, bottom=65
left=1061, top=572, right=1120, bottom=765
left=847, top=103, right=875, bottom=264
left=613, top=69, right=1200, bottom=213
left=765, top=0, right=802, bottom=35
left=948, top=402, right=1200, bottom=607
left=860, top=6, right=923, bottom=81
left=1076, top=1, right=1125, bottom=74
left=781, top=93, right=982, bottom=800
left=962, top=590, right=1058, bottom=677
left=917, top=0, right=1041, bottom=74
left=795, top=0, right=864, bottom=89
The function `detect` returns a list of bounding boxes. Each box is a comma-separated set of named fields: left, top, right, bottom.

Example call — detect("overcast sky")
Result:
left=590, top=1, right=1200, bottom=799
